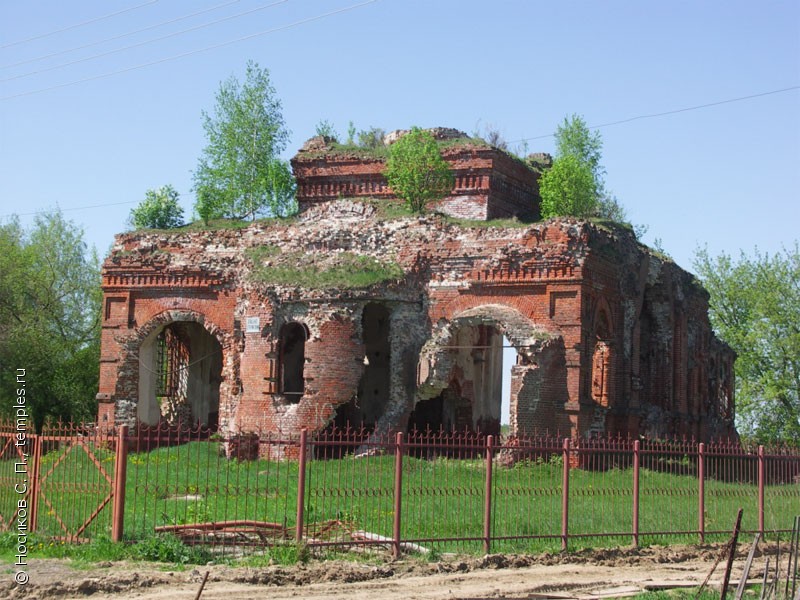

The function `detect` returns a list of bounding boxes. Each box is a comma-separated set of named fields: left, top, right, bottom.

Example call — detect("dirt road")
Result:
left=1, top=543, right=770, bottom=600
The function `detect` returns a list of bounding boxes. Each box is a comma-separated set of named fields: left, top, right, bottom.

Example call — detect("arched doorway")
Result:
left=138, top=321, right=222, bottom=428
left=410, top=322, right=504, bottom=435
left=414, top=305, right=566, bottom=437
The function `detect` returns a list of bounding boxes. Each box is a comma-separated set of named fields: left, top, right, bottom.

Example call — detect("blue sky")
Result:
left=1, top=0, right=798, bottom=271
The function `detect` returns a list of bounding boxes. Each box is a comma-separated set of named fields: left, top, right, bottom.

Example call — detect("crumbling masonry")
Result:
left=97, top=131, right=736, bottom=443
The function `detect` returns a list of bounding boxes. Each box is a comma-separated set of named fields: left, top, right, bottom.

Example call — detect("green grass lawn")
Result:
left=1, top=439, right=798, bottom=556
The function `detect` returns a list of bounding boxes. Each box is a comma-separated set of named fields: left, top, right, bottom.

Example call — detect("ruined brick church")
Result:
left=96, top=129, right=736, bottom=442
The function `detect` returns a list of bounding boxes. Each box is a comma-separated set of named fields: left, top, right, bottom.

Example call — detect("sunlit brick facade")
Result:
left=97, top=133, right=736, bottom=443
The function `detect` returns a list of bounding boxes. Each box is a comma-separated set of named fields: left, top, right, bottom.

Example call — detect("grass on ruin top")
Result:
left=246, top=248, right=404, bottom=289
left=439, top=214, right=533, bottom=229
left=180, top=214, right=299, bottom=230
left=129, top=214, right=299, bottom=235
left=352, top=198, right=535, bottom=228
left=301, top=136, right=492, bottom=160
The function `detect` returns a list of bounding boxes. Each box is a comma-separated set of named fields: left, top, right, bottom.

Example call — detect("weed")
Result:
left=131, top=534, right=213, bottom=564
left=426, top=547, right=443, bottom=562
left=245, top=245, right=281, bottom=264
left=248, top=251, right=403, bottom=289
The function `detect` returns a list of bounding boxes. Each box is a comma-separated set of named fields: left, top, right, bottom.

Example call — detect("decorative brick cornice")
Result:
left=102, top=269, right=222, bottom=290
left=472, top=262, right=577, bottom=281
left=292, top=142, right=540, bottom=221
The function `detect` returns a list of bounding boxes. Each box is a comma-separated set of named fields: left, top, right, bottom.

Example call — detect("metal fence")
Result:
left=1, top=421, right=799, bottom=557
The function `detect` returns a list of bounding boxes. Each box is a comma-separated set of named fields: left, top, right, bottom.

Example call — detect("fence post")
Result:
left=392, top=431, right=404, bottom=560
left=632, top=440, right=640, bottom=547
left=562, top=438, right=570, bottom=552
left=698, top=442, right=705, bottom=543
left=111, top=425, right=129, bottom=543
left=483, top=435, right=494, bottom=554
left=295, top=428, right=308, bottom=544
left=757, top=445, right=765, bottom=537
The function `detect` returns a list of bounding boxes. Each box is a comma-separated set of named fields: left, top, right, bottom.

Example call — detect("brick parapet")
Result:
left=291, top=142, right=541, bottom=221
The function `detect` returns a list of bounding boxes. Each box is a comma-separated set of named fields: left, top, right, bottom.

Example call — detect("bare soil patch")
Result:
left=0, top=542, right=774, bottom=600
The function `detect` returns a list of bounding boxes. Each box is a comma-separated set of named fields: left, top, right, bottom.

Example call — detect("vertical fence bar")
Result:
left=483, top=435, right=494, bottom=554
left=392, top=431, right=404, bottom=560
left=295, top=428, right=307, bottom=544
left=562, top=438, right=570, bottom=552
left=111, top=425, right=129, bottom=542
left=633, top=440, right=640, bottom=547
left=698, top=442, right=705, bottom=543
left=757, top=445, right=765, bottom=537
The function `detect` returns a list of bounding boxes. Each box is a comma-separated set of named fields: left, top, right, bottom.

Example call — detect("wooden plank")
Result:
left=735, top=533, right=761, bottom=600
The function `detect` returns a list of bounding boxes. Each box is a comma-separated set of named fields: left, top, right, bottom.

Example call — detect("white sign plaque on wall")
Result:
left=245, top=316, right=260, bottom=333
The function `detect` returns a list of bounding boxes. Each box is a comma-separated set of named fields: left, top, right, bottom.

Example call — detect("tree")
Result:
left=539, top=115, right=604, bottom=218
left=538, top=154, right=598, bottom=218
left=129, top=184, right=184, bottom=229
left=554, top=114, right=603, bottom=180
left=192, top=61, right=296, bottom=221
left=385, top=127, right=454, bottom=214
left=0, top=211, right=101, bottom=430
left=538, top=115, right=646, bottom=236
left=693, top=244, right=800, bottom=443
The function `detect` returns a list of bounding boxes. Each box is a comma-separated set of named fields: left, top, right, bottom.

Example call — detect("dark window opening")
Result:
left=354, top=303, right=391, bottom=430
left=280, top=322, right=308, bottom=403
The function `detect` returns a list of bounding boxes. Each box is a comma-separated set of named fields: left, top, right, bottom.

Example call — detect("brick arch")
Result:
left=415, top=304, right=567, bottom=436
left=427, top=304, right=558, bottom=362
left=432, top=294, right=558, bottom=332
left=593, top=298, right=614, bottom=338
left=134, top=309, right=231, bottom=347
left=112, top=309, right=237, bottom=429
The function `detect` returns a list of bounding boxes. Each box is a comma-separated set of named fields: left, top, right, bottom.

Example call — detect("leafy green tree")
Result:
left=385, top=127, right=454, bottom=214
left=0, top=211, right=101, bottom=430
left=129, top=184, right=184, bottom=229
left=694, top=244, right=800, bottom=443
left=192, top=61, right=296, bottom=221
left=539, top=115, right=644, bottom=236
left=554, top=114, right=603, bottom=179
left=539, top=115, right=603, bottom=218
left=538, top=154, right=598, bottom=218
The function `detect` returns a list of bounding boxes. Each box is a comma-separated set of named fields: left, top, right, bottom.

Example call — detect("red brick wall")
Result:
left=292, top=145, right=540, bottom=221
left=233, top=310, right=365, bottom=434
left=97, top=218, right=736, bottom=444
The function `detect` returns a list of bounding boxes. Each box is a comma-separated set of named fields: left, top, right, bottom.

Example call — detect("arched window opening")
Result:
left=280, top=322, right=308, bottom=403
